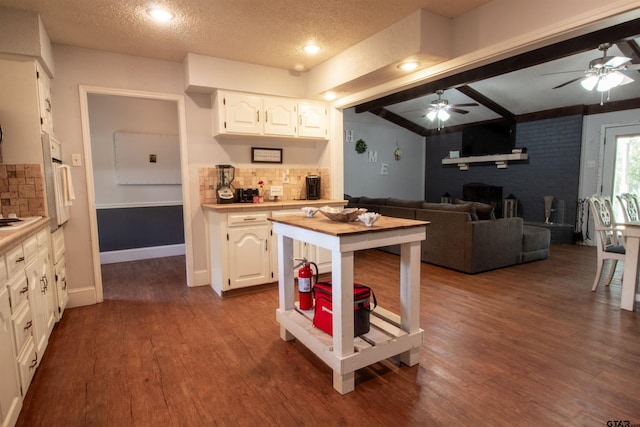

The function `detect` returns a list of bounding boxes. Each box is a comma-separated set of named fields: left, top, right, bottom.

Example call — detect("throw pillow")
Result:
left=454, top=198, right=495, bottom=220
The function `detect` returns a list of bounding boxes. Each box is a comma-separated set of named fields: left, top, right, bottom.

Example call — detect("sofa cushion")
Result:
left=422, top=202, right=474, bottom=214
left=379, top=205, right=416, bottom=219
left=387, top=198, right=423, bottom=208
left=359, top=197, right=388, bottom=206
left=455, top=198, right=495, bottom=220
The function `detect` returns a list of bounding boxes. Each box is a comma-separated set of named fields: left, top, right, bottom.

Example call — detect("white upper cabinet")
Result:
left=37, top=64, right=54, bottom=135
left=213, top=90, right=327, bottom=140
left=297, top=101, right=327, bottom=139
left=263, top=96, right=297, bottom=137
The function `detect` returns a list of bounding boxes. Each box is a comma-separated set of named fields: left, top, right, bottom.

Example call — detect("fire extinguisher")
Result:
left=296, top=258, right=318, bottom=310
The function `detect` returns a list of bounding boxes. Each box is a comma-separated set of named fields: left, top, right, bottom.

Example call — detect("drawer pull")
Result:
left=20, top=286, right=29, bottom=295
left=41, top=276, right=48, bottom=293
left=15, top=256, right=25, bottom=264
left=62, top=277, right=67, bottom=290
left=24, top=321, right=33, bottom=331
left=29, top=355, right=38, bottom=369
left=243, top=217, right=257, bottom=221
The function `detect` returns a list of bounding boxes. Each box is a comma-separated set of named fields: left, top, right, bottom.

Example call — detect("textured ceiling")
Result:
left=0, top=0, right=492, bottom=69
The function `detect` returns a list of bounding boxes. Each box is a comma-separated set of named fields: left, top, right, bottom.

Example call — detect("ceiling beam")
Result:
left=355, top=17, right=640, bottom=113
left=455, top=86, right=515, bottom=121
left=367, top=108, right=430, bottom=136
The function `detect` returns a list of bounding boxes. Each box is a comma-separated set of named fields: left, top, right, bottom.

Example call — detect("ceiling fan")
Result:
left=550, top=43, right=640, bottom=104
left=419, top=90, right=479, bottom=130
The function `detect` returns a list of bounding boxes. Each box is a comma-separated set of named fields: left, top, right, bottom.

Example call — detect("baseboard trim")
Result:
left=100, top=244, right=186, bottom=264
left=67, top=286, right=98, bottom=308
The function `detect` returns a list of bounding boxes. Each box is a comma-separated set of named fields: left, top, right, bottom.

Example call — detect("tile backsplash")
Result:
left=199, top=167, right=330, bottom=204
left=0, top=164, right=47, bottom=218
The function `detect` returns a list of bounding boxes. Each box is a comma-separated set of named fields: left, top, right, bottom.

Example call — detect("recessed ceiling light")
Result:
left=398, top=61, right=419, bottom=71
left=147, top=7, right=175, bottom=22
left=324, top=91, right=337, bottom=101
left=303, top=43, right=322, bottom=55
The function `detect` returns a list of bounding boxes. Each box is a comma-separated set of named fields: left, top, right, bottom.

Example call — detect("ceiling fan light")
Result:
left=426, top=111, right=437, bottom=121
left=596, top=72, right=624, bottom=92
left=438, top=109, right=450, bottom=121
left=581, top=75, right=599, bottom=91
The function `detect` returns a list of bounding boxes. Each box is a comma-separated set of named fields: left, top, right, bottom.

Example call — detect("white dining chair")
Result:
left=588, top=195, right=626, bottom=291
left=616, top=193, right=640, bottom=223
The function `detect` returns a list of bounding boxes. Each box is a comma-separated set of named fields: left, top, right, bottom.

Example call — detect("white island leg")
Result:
left=399, top=241, right=422, bottom=365
left=332, top=249, right=355, bottom=394
left=277, top=234, right=296, bottom=340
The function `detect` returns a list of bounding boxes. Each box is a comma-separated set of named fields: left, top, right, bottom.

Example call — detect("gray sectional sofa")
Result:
left=346, top=196, right=550, bottom=274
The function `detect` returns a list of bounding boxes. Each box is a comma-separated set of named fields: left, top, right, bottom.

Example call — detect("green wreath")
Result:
left=355, top=139, right=367, bottom=154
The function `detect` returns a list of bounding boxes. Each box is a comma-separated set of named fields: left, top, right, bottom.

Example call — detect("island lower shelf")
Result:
left=277, top=305, right=423, bottom=375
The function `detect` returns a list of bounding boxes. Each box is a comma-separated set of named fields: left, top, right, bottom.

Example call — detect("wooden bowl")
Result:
left=319, top=206, right=367, bottom=222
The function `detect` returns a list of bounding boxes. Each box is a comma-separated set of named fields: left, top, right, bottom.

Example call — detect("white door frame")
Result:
left=78, top=85, right=193, bottom=302
left=601, top=123, right=640, bottom=197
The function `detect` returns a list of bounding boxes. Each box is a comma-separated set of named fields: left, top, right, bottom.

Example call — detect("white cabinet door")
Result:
left=37, top=64, right=54, bottom=135
left=228, top=224, right=271, bottom=289
left=263, top=97, right=297, bottom=136
left=26, top=249, right=54, bottom=360
left=220, top=92, right=262, bottom=135
left=298, top=101, right=328, bottom=139
left=0, top=286, right=22, bottom=427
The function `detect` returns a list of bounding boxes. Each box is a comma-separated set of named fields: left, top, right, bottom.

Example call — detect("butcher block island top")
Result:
left=270, top=214, right=429, bottom=394
left=268, top=214, right=428, bottom=236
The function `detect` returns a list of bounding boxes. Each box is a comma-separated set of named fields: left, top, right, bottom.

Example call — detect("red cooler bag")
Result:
left=312, top=281, right=376, bottom=337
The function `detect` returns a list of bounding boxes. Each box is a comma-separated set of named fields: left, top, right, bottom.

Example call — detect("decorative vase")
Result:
left=544, top=195, right=554, bottom=224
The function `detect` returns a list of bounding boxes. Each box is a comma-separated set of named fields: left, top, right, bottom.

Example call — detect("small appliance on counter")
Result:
left=215, top=164, right=235, bottom=204
left=236, top=188, right=259, bottom=203
left=306, top=175, right=321, bottom=200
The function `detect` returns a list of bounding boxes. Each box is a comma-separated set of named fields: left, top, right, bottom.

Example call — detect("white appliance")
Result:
left=42, top=133, right=73, bottom=231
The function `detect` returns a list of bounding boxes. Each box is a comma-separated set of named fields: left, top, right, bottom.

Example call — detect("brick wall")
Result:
left=426, top=115, right=583, bottom=226
left=199, top=167, right=331, bottom=204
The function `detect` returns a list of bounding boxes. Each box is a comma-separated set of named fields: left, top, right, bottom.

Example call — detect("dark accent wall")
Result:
left=426, top=115, right=583, bottom=226
left=97, top=205, right=184, bottom=252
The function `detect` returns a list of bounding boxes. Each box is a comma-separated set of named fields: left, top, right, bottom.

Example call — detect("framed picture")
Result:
left=252, top=147, right=283, bottom=163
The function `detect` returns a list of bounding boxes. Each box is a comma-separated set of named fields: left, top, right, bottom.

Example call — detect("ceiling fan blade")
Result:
left=449, top=108, right=470, bottom=114
left=604, top=56, right=632, bottom=68
left=541, top=70, right=585, bottom=76
left=552, top=76, right=584, bottom=89
left=451, top=103, right=479, bottom=107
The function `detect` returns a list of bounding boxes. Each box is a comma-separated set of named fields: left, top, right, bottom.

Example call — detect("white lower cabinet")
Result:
left=207, top=205, right=342, bottom=296
left=1, top=224, right=58, bottom=427
left=0, top=285, right=22, bottom=427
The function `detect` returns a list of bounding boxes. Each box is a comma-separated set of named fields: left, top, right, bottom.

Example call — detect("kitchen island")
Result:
left=269, top=214, right=428, bottom=394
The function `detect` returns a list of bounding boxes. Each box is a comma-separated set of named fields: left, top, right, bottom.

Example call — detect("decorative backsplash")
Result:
left=0, top=164, right=47, bottom=218
left=199, top=167, right=330, bottom=204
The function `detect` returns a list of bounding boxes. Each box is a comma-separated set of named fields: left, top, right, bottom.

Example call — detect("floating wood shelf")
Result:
left=442, top=153, right=529, bottom=170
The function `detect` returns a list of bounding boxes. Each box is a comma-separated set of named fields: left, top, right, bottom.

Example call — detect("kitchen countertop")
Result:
left=0, top=217, right=51, bottom=254
left=202, top=199, right=346, bottom=213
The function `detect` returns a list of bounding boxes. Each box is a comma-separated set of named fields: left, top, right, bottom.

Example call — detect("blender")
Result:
left=215, top=164, right=235, bottom=204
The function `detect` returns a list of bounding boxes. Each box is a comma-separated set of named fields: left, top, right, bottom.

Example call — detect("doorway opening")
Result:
left=79, top=86, right=193, bottom=303
left=602, top=124, right=640, bottom=220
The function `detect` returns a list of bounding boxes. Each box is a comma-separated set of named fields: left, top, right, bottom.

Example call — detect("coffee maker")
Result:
left=215, top=164, right=235, bottom=204
left=306, top=175, right=321, bottom=200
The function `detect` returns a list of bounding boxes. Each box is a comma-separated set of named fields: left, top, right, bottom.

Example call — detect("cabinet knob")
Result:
left=15, top=256, right=25, bottom=264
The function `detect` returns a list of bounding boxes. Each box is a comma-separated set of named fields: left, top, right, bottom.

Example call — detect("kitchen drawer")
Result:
left=8, top=270, right=29, bottom=314
left=227, top=212, right=269, bottom=226
left=12, top=302, right=33, bottom=355
left=23, top=234, right=38, bottom=261
left=17, top=337, right=37, bottom=393
left=36, top=227, right=49, bottom=248
left=6, top=244, right=26, bottom=278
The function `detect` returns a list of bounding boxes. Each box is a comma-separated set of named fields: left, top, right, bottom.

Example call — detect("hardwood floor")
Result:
left=16, top=245, right=640, bottom=426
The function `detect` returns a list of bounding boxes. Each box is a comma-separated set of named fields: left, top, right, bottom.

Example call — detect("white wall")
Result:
left=343, top=108, right=425, bottom=199
left=88, top=94, right=182, bottom=207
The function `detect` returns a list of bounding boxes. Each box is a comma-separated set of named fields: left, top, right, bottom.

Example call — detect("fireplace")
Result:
left=463, top=183, right=503, bottom=218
